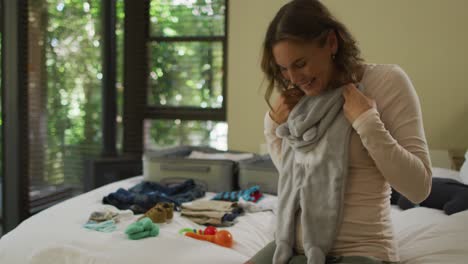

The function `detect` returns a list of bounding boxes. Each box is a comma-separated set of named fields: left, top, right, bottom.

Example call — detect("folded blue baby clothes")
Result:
left=83, top=219, right=117, bottom=233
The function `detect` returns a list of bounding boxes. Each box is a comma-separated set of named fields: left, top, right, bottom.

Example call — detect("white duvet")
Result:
left=1, top=176, right=468, bottom=264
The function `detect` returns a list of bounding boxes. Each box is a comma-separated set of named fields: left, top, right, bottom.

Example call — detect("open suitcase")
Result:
left=143, top=146, right=254, bottom=192
left=238, top=155, right=279, bottom=195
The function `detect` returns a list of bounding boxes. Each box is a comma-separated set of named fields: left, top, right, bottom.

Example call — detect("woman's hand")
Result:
left=342, top=83, right=376, bottom=124
left=269, top=86, right=304, bottom=124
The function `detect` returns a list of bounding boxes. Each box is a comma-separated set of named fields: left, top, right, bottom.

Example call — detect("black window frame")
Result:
left=1, top=0, right=30, bottom=233
left=123, top=0, right=229, bottom=157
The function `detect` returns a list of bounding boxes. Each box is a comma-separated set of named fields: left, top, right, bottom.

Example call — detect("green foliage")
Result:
left=42, top=0, right=103, bottom=186
left=150, top=0, right=225, bottom=37
left=13, top=0, right=227, bottom=190
left=148, top=41, right=223, bottom=108
left=146, top=120, right=227, bottom=150
left=147, top=0, right=227, bottom=150
left=116, top=0, right=124, bottom=151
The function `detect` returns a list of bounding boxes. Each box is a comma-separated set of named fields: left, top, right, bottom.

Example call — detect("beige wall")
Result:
left=227, top=0, right=468, bottom=155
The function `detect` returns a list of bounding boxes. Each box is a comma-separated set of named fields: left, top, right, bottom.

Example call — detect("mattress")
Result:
left=1, top=176, right=468, bottom=264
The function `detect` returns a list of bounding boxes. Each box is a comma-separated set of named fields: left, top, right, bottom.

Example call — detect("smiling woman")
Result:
left=273, top=38, right=335, bottom=97
left=250, top=0, right=433, bottom=263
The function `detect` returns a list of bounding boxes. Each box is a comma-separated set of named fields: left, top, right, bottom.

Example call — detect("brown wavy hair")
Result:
left=261, top=0, right=364, bottom=108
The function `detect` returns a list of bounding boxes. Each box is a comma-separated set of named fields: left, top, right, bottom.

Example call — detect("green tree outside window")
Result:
left=146, top=0, right=228, bottom=151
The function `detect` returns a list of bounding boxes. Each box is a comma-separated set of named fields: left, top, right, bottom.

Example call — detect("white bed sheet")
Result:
left=391, top=207, right=468, bottom=264
left=0, top=176, right=274, bottom=264
left=1, top=176, right=468, bottom=264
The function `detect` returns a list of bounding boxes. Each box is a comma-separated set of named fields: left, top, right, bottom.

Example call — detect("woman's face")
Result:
left=272, top=32, right=337, bottom=96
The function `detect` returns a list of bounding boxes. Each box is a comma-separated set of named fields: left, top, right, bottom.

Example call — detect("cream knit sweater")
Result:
left=264, top=64, right=432, bottom=262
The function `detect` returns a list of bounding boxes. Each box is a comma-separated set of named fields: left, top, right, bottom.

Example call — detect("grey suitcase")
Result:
left=143, top=146, right=249, bottom=192
left=238, top=155, right=279, bottom=195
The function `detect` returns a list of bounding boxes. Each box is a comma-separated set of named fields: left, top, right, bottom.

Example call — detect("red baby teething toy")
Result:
left=203, top=226, right=217, bottom=235
left=185, top=230, right=233, bottom=248
left=178, top=226, right=218, bottom=235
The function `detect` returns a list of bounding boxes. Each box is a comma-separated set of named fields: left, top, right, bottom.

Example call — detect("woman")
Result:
left=247, top=0, right=432, bottom=263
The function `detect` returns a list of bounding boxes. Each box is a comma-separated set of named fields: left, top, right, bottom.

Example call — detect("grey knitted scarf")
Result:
left=273, top=84, right=362, bottom=264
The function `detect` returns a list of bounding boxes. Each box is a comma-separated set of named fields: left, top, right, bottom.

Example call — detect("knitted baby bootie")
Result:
left=156, top=202, right=174, bottom=222
left=140, top=205, right=166, bottom=224
left=125, top=217, right=159, bottom=240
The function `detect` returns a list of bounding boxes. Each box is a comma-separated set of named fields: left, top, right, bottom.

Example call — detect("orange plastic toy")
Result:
left=185, top=230, right=233, bottom=248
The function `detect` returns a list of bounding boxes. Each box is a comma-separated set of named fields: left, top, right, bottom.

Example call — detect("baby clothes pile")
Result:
left=83, top=208, right=133, bottom=233
left=181, top=200, right=243, bottom=226
left=102, top=179, right=205, bottom=213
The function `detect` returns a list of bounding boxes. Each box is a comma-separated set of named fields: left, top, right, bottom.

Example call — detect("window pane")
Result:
left=28, top=0, right=102, bottom=200
left=150, top=0, right=225, bottom=37
left=116, top=0, right=124, bottom=151
left=148, top=41, right=223, bottom=108
left=144, top=119, right=227, bottom=151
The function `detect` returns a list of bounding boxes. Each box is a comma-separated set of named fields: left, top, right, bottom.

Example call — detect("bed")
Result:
left=1, top=170, right=468, bottom=264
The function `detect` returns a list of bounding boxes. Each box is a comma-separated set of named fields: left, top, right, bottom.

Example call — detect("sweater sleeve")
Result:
left=264, top=112, right=283, bottom=171
left=352, top=65, right=432, bottom=204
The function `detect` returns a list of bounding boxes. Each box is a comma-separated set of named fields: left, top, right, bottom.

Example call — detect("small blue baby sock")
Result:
left=212, top=186, right=261, bottom=202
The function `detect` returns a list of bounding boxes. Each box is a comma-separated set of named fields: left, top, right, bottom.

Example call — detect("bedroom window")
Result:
left=144, top=0, right=228, bottom=151
left=2, top=0, right=126, bottom=231
left=25, top=0, right=119, bottom=212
